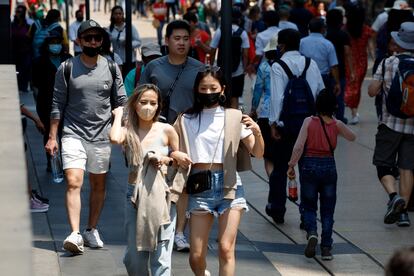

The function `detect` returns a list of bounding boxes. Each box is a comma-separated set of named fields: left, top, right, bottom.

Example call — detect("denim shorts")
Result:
left=187, top=171, right=249, bottom=217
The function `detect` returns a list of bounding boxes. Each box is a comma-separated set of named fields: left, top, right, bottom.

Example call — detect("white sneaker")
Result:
left=63, top=232, right=84, bottom=254
left=174, top=233, right=190, bottom=252
left=349, top=114, right=360, bottom=125
left=82, top=228, right=104, bottom=248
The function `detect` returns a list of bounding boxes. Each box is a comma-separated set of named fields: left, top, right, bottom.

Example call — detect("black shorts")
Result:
left=231, top=74, right=245, bottom=98
left=373, top=124, right=414, bottom=170
left=257, top=118, right=274, bottom=161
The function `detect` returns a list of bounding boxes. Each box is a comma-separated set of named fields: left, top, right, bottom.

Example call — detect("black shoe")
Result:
left=32, top=190, right=49, bottom=204
left=384, top=195, right=405, bottom=224
left=272, top=216, right=284, bottom=224
left=321, top=247, right=333, bottom=261
left=304, top=235, right=318, bottom=258
left=265, top=205, right=284, bottom=224
left=397, top=212, right=411, bottom=227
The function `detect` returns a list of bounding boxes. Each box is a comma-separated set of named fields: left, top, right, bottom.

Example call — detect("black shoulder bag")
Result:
left=186, top=125, right=224, bottom=194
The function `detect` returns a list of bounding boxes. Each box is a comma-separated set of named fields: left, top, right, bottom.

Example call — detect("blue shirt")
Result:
left=299, top=33, right=338, bottom=75
left=252, top=60, right=271, bottom=118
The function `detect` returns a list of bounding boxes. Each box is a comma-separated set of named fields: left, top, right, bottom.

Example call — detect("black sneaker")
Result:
left=32, top=190, right=49, bottom=204
left=321, top=247, right=333, bottom=261
left=397, top=212, right=411, bottom=227
left=384, top=195, right=405, bottom=224
left=304, top=235, right=318, bottom=258
left=265, top=205, right=284, bottom=224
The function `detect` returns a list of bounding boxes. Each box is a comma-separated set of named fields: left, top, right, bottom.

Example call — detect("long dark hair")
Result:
left=109, top=5, right=123, bottom=32
left=345, top=2, right=365, bottom=38
left=184, top=66, right=228, bottom=118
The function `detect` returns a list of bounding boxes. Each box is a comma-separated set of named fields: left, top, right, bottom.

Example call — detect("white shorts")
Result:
left=61, top=137, right=111, bottom=174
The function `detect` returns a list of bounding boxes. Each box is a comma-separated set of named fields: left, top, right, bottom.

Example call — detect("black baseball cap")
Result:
left=77, top=19, right=104, bottom=38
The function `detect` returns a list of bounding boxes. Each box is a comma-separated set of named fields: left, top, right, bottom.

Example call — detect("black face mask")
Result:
left=82, top=46, right=101, bottom=57
left=77, top=17, right=84, bottom=22
left=197, top=92, right=221, bottom=108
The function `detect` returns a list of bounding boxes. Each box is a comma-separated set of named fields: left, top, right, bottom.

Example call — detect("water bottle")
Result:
left=288, top=178, right=298, bottom=202
left=51, top=152, right=64, bottom=183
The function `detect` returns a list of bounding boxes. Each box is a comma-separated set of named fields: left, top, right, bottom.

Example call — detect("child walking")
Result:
left=287, top=90, right=356, bottom=260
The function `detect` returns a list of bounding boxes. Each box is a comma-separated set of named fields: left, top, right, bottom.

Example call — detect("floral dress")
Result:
left=344, top=25, right=374, bottom=109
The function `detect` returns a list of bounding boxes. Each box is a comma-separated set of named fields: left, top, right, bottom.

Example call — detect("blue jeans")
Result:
left=187, top=171, right=248, bottom=217
left=300, top=157, right=337, bottom=248
left=124, top=184, right=176, bottom=276
left=156, top=20, right=165, bottom=46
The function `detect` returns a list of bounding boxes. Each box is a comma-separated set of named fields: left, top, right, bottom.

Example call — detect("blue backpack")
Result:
left=32, top=20, right=61, bottom=59
left=385, top=55, right=414, bottom=119
left=278, top=57, right=316, bottom=135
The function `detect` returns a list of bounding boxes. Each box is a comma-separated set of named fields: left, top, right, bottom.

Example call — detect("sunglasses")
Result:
left=81, top=34, right=103, bottom=42
left=200, top=64, right=221, bottom=73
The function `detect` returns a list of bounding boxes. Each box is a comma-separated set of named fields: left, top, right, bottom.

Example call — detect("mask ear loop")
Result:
left=218, top=93, right=226, bottom=105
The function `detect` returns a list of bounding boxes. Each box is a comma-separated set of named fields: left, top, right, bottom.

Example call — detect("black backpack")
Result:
left=278, top=57, right=316, bottom=135
left=217, top=27, right=244, bottom=73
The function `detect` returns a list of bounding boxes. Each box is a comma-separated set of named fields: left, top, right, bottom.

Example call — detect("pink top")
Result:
left=288, top=116, right=356, bottom=167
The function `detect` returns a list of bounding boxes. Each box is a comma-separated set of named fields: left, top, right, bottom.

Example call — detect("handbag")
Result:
left=152, top=18, right=161, bottom=29
left=186, top=126, right=224, bottom=194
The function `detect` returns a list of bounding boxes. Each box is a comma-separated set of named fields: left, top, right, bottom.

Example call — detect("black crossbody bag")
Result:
left=160, top=59, right=187, bottom=123
left=186, top=126, right=224, bottom=194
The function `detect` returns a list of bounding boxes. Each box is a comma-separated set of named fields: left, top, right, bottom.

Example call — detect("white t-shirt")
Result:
left=371, top=11, right=388, bottom=32
left=210, top=24, right=250, bottom=77
left=183, top=106, right=252, bottom=164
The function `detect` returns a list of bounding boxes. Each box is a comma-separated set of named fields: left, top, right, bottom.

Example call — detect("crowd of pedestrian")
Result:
left=13, top=0, right=414, bottom=275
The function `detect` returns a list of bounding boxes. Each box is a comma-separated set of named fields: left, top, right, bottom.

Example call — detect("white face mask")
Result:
left=138, top=105, right=157, bottom=121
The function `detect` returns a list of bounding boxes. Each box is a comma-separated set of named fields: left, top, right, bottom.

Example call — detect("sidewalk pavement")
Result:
left=24, top=9, right=414, bottom=276
left=24, top=76, right=413, bottom=276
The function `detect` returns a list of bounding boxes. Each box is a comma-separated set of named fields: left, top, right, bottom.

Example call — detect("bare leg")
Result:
left=65, top=168, right=85, bottom=232
left=176, top=193, right=189, bottom=234
left=399, top=169, right=414, bottom=208
left=380, top=175, right=397, bottom=194
left=88, top=173, right=107, bottom=228
left=351, top=108, right=358, bottom=117
left=264, top=159, right=273, bottom=178
left=217, top=209, right=243, bottom=276
left=189, top=213, right=214, bottom=276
